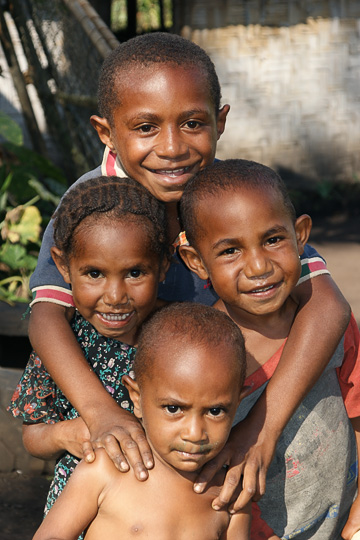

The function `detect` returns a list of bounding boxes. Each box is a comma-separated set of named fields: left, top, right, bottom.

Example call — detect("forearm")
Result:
left=258, top=275, right=350, bottom=438
left=29, top=303, right=122, bottom=428
left=23, top=423, right=64, bottom=460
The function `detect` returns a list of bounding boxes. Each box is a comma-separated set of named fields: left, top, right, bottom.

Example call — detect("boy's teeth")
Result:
left=252, top=285, right=274, bottom=293
left=101, top=313, right=130, bottom=321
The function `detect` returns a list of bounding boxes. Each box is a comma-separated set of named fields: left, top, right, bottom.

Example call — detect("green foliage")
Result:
left=0, top=113, right=67, bottom=304
left=111, top=0, right=173, bottom=33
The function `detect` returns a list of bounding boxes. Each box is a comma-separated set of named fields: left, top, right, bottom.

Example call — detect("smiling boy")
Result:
left=32, top=303, right=251, bottom=540
left=179, top=160, right=360, bottom=538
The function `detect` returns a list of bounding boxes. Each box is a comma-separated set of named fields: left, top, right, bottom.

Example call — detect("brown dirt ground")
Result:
left=1, top=214, right=359, bottom=540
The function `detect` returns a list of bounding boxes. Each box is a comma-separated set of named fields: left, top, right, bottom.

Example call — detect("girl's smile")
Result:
left=55, top=216, right=167, bottom=344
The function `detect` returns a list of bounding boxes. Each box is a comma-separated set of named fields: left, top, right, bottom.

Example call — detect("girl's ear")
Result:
left=178, top=245, right=210, bottom=281
left=90, top=115, right=116, bottom=151
left=122, top=375, right=142, bottom=419
left=50, top=247, right=71, bottom=284
left=294, top=214, right=312, bottom=256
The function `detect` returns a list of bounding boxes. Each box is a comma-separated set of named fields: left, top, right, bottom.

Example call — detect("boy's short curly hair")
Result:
left=134, top=302, right=246, bottom=387
left=52, top=175, right=169, bottom=262
left=180, top=159, right=296, bottom=248
left=98, top=32, right=222, bottom=125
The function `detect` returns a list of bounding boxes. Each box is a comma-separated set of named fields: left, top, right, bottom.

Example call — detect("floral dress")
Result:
left=8, top=311, right=136, bottom=523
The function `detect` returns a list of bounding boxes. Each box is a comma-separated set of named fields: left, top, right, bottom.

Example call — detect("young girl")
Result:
left=8, top=175, right=170, bottom=516
left=179, top=159, right=360, bottom=539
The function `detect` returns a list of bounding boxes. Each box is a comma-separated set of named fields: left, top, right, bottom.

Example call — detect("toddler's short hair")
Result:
left=180, top=159, right=296, bottom=248
left=134, top=302, right=246, bottom=387
left=98, top=32, right=221, bottom=124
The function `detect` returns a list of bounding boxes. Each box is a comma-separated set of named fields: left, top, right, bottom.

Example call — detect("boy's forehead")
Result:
left=115, top=63, right=213, bottom=102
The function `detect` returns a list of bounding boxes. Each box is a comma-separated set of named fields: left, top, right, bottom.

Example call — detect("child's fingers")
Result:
left=193, top=451, right=227, bottom=494
left=82, top=441, right=95, bottom=463
left=212, top=464, right=246, bottom=511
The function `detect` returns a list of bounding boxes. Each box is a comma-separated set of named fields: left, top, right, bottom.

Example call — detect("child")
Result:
left=179, top=159, right=360, bottom=539
left=26, top=32, right=350, bottom=504
left=32, top=302, right=251, bottom=540
left=9, top=175, right=170, bottom=516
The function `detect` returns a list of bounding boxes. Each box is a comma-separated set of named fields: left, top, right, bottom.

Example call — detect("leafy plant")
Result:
left=0, top=112, right=67, bottom=304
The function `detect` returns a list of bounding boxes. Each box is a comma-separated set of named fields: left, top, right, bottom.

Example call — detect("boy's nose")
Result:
left=181, top=416, right=208, bottom=444
left=156, top=126, right=188, bottom=160
left=244, top=249, right=273, bottom=279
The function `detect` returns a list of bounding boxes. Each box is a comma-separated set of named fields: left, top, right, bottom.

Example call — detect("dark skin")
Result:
left=27, top=63, right=351, bottom=502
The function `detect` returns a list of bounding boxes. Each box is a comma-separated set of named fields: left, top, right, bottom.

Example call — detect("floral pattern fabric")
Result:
left=8, top=311, right=136, bottom=525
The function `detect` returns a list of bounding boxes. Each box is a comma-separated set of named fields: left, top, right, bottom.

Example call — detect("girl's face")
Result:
left=53, top=217, right=167, bottom=345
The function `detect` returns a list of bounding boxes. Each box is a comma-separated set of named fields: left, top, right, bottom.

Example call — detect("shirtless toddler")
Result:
left=33, top=302, right=250, bottom=540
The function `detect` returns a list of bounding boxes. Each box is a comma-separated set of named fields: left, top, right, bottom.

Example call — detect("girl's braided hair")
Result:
left=52, top=176, right=169, bottom=261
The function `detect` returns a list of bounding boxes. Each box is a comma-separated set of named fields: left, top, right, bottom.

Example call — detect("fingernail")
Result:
left=229, top=509, right=236, bottom=515
left=139, top=471, right=147, bottom=480
left=194, top=484, right=202, bottom=493
left=146, top=460, right=153, bottom=468
left=212, top=504, right=220, bottom=511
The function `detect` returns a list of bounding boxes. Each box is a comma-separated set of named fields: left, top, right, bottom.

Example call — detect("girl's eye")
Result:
left=88, top=270, right=102, bottom=279
left=209, top=407, right=223, bottom=417
left=165, top=405, right=180, bottom=414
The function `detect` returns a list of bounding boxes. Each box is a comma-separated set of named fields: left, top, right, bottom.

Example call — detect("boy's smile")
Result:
left=54, top=217, right=166, bottom=344
left=126, top=341, right=243, bottom=475
left=91, top=65, right=229, bottom=204
left=181, top=187, right=311, bottom=323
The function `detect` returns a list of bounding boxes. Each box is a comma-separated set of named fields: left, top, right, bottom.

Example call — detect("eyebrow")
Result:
left=211, top=224, right=291, bottom=251
left=125, top=108, right=212, bottom=124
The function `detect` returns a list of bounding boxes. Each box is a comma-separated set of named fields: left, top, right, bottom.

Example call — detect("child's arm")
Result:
left=224, top=502, right=252, bottom=539
left=29, top=303, right=153, bottom=479
left=195, top=274, right=351, bottom=510
left=32, top=451, right=111, bottom=540
left=342, top=417, right=360, bottom=539
left=22, top=417, right=92, bottom=461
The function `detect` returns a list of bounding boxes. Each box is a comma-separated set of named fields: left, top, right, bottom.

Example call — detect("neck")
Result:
left=215, top=297, right=297, bottom=340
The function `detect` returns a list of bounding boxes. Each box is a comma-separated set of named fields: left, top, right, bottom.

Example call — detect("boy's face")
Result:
left=91, top=65, right=229, bottom=204
left=52, top=218, right=167, bottom=344
left=180, top=187, right=311, bottom=320
left=128, top=341, right=242, bottom=474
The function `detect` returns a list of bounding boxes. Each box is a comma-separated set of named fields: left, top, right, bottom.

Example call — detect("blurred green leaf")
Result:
left=0, top=112, right=23, bottom=145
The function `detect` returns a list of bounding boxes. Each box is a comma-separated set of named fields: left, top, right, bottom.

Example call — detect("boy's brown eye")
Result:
left=186, top=121, right=199, bottom=129
left=139, top=124, right=153, bottom=133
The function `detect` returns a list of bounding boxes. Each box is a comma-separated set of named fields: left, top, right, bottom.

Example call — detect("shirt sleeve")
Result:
left=29, top=166, right=103, bottom=307
left=336, top=314, right=360, bottom=418
left=297, top=243, right=330, bottom=285
left=7, top=351, right=61, bottom=424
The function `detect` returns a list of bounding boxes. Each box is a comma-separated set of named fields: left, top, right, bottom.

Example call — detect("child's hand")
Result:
left=194, top=414, right=277, bottom=512
left=87, top=406, right=153, bottom=481
left=342, top=496, right=360, bottom=539
left=59, top=416, right=91, bottom=459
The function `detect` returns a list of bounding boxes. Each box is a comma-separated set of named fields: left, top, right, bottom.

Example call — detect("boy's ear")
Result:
left=294, top=214, right=312, bottom=256
left=122, top=375, right=142, bottom=419
left=216, top=104, right=230, bottom=140
left=50, top=247, right=71, bottom=284
left=90, top=115, right=116, bottom=151
left=178, top=245, right=209, bottom=281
